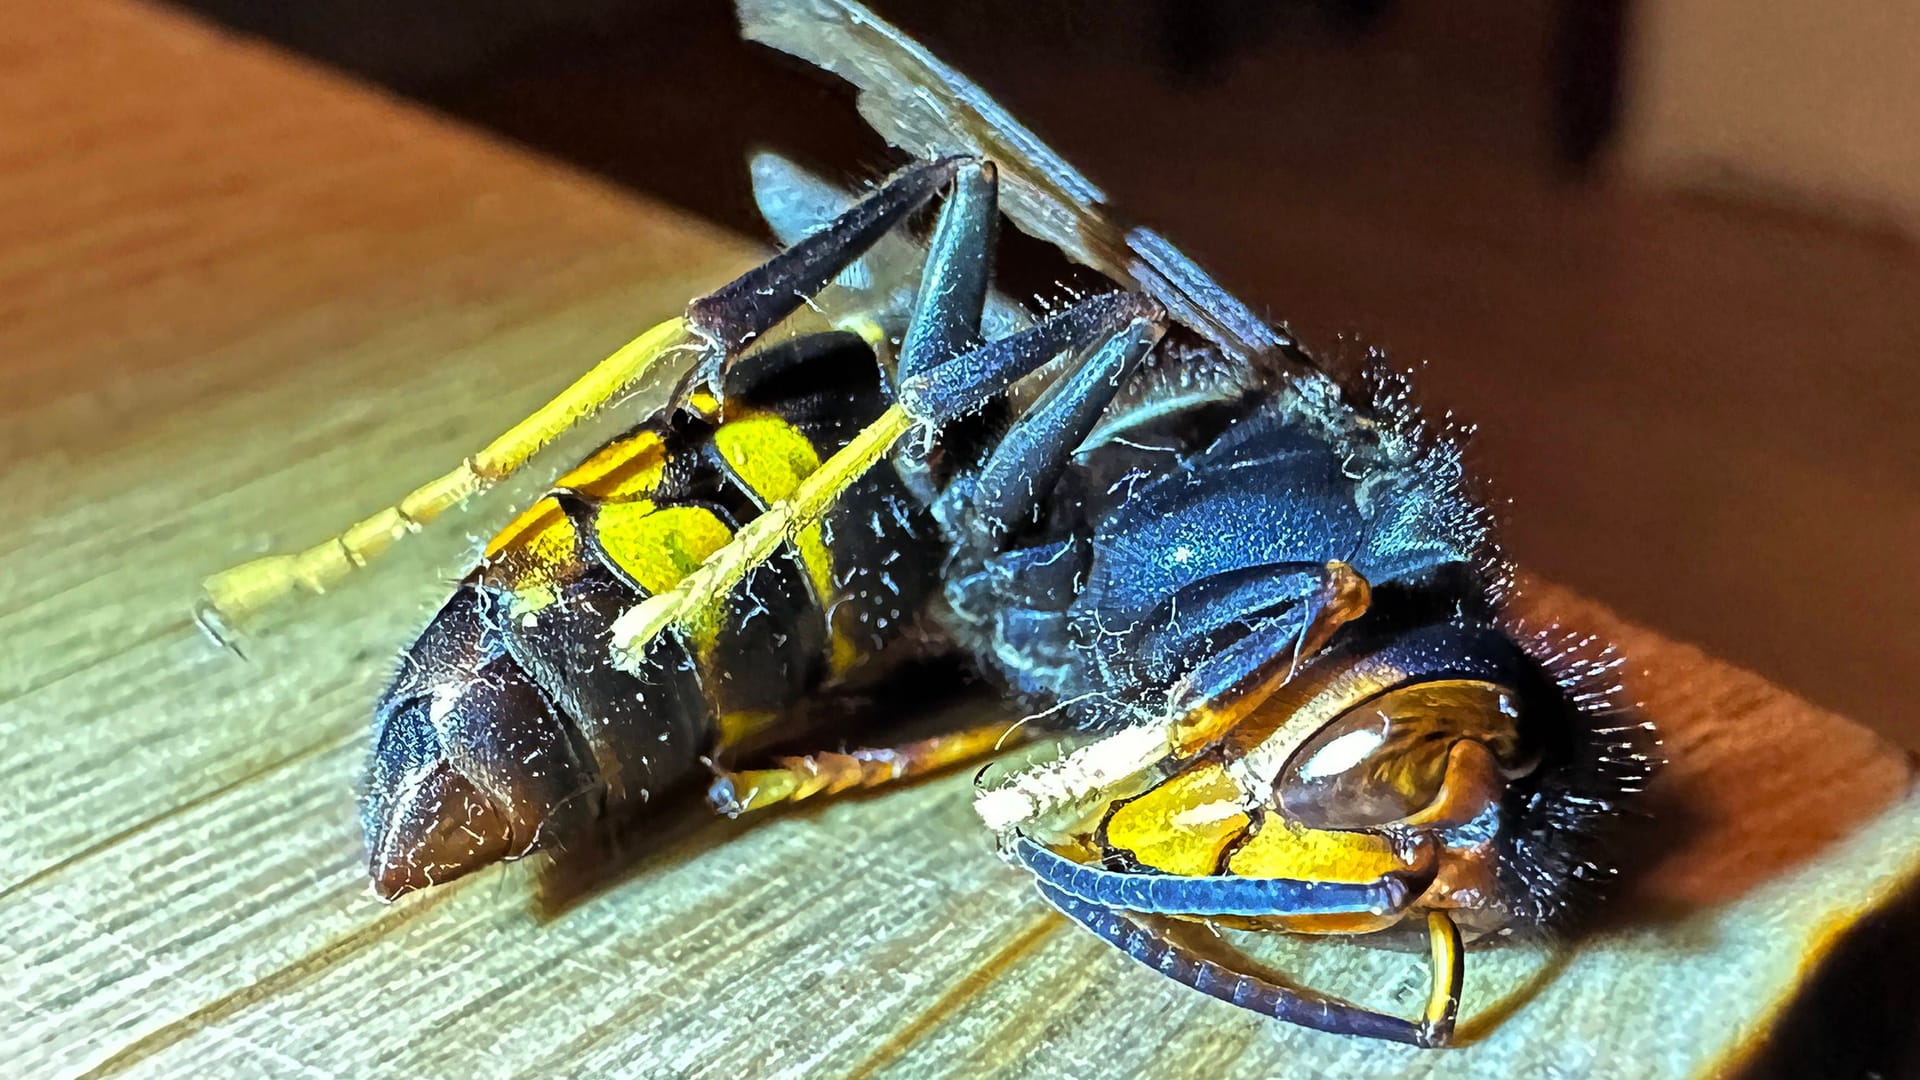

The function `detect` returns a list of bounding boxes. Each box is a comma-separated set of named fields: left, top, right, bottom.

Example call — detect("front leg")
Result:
left=1034, top=882, right=1464, bottom=1047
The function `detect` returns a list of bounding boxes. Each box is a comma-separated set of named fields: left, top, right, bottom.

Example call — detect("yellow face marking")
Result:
left=712, top=414, right=862, bottom=675
left=555, top=430, right=667, bottom=502
left=1216, top=816, right=1422, bottom=935
left=1103, top=761, right=1251, bottom=878
left=1225, top=815, right=1409, bottom=886
left=1102, top=760, right=1422, bottom=936
left=479, top=496, right=582, bottom=614
left=593, top=502, right=734, bottom=651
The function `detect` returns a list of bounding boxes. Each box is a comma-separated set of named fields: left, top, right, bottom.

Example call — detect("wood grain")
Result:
left=3, top=3, right=1915, bottom=1078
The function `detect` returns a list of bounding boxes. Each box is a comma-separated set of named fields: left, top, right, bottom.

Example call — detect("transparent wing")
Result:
left=740, top=0, right=1313, bottom=375
left=748, top=150, right=1030, bottom=342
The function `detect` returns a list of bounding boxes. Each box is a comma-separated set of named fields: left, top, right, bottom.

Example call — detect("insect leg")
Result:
left=198, top=316, right=701, bottom=635
left=965, top=312, right=1165, bottom=542
left=623, top=166, right=1018, bottom=808
left=1033, top=881, right=1452, bottom=1046
left=602, top=165, right=1018, bottom=668
left=689, top=156, right=968, bottom=354
left=975, top=563, right=1375, bottom=832
left=1010, top=835, right=1434, bottom=919
left=609, top=299, right=1173, bottom=731
left=609, top=238, right=1161, bottom=711
left=896, top=291, right=1163, bottom=428
left=199, top=159, right=970, bottom=633
left=896, top=159, right=998, bottom=383
left=1165, top=560, right=1373, bottom=756
left=609, top=400, right=913, bottom=669
left=705, top=720, right=1028, bottom=816
left=883, top=156, right=997, bottom=500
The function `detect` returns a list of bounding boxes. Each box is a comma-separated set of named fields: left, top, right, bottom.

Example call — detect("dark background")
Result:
left=159, top=1, right=1618, bottom=239
left=159, top=0, right=1917, bottom=754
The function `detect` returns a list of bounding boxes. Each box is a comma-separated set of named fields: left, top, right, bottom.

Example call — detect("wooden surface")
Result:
left=3, top=3, right=1917, bottom=1078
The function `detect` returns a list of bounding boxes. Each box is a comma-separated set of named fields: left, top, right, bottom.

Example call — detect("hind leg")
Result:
left=652, top=169, right=1170, bottom=808
left=706, top=721, right=1026, bottom=816
left=199, top=159, right=974, bottom=635
left=657, top=290, right=1171, bottom=804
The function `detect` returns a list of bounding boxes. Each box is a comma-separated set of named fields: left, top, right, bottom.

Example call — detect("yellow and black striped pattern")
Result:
left=449, top=332, right=942, bottom=819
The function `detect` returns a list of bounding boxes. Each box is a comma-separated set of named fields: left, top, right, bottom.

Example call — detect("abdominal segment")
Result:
left=363, top=336, right=942, bottom=897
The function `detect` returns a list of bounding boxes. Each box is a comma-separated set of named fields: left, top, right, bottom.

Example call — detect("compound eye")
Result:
left=1274, top=680, right=1525, bottom=828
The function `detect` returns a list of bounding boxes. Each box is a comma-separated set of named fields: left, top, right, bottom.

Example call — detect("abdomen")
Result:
left=361, top=332, right=942, bottom=897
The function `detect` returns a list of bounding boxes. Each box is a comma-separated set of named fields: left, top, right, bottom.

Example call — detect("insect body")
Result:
left=201, top=0, right=1656, bottom=1046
